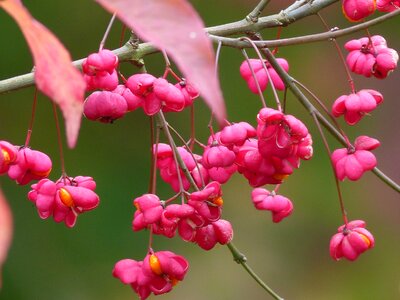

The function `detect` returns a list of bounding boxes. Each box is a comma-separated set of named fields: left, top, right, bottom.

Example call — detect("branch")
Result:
left=246, top=0, right=272, bottom=23
left=209, top=9, right=400, bottom=48
left=0, top=0, right=340, bottom=94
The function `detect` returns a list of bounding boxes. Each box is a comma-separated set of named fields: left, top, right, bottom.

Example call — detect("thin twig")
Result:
left=227, top=243, right=284, bottom=300
left=247, top=0, right=272, bottom=23
left=209, top=9, right=400, bottom=48
left=99, top=12, right=117, bottom=51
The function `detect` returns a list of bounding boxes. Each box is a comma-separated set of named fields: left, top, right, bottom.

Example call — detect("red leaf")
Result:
left=95, top=0, right=226, bottom=123
left=0, top=188, right=13, bottom=289
left=0, top=0, right=86, bottom=148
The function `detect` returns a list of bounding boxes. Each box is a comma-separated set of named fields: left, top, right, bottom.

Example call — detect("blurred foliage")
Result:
left=0, top=1, right=399, bottom=299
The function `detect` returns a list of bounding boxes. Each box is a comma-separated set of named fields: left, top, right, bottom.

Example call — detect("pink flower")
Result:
left=0, top=141, right=18, bottom=174
left=188, top=181, right=223, bottom=223
left=331, top=136, right=380, bottom=181
left=240, top=58, right=289, bottom=94
left=113, top=251, right=189, bottom=300
left=84, top=91, right=128, bottom=123
left=8, top=147, right=52, bottom=185
left=332, top=89, right=383, bottom=125
left=251, top=188, right=293, bottom=223
left=330, top=220, right=375, bottom=261
left=133, top=194, right=163, bottom=231
left=194, top=219, right=233, bottom=250
left=377, top=0, right=400, bottom=12
left=342, top=0, right=376, bottom=22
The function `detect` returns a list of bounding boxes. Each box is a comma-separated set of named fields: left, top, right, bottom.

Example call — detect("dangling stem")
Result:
left=317, top=13, right=356, bottom=93
left=149, top=117, right=160, bottom=194
left=161, top=50, right=182, bottom=81
left=156, top=111, right=198, bottom=192
left=118, top=25, right=127, bottom=47
left=293, top=78, right=352, bottom=147
left=272, top=27, right=283, bottom=54
left=24, top=88, right=38, bottom=147
left=311, top=112, right=348, bottom=224
left=147, top=228, right=154, bottom=253
left=52, top=103, right=66, bottom=178
left=282, top=88, right=288, bottom=113
left=215, top=41, right=223, bottom=77
left=189, top=105, right=196, bottom=150
left=227, top=243, right=284, bottom=300
left=273, top=184, right=281, bottom=193
left=241, top=48, right=267, bottom=108
left=364, top=28, right=377, bottom=55
left=167, top=123, right=206, bottom=188
left=99, top=12, right=117, bottom=51
left=241, top=37, right=282, bottom=111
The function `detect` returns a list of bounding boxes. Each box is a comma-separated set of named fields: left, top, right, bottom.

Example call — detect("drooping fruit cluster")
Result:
left=239, top=58, right=289, bottom=93
left=0, top=141, right=52, bottom=185
left=345, top=35, right=398, bottom=79
left=28, top=176, right=100, bottom=228
left=82, top=49, right=199, bottom=123
left=113, top=251, right=189, bottom=300
left=330, top=220, right=375, bottom=261
left=0, top=140, right=99, bottom=228
left=132, top=182, right=233, bottom=251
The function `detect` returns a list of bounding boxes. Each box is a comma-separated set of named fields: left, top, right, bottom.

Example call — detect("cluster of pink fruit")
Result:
left=0, top=141, right=51, bottom=184
left=132, top=183, right=233, bottom=250
left=0, top=141, right=99, bottom=228
left=29, top=3, right=398, bottom=299
left=333, top=35, right=398, bottom=125
left=82, top=49, right=199, bottom=123
left=323, top=2, right=398, bottom=261
left=235, top=2, right=399, bottom=264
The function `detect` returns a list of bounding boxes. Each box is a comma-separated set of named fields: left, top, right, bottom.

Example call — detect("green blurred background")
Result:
left=0, top=1, right=399, bottom=299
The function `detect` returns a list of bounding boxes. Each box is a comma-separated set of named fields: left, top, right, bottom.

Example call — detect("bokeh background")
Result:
left=0, top=1, right=399, bottom=299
